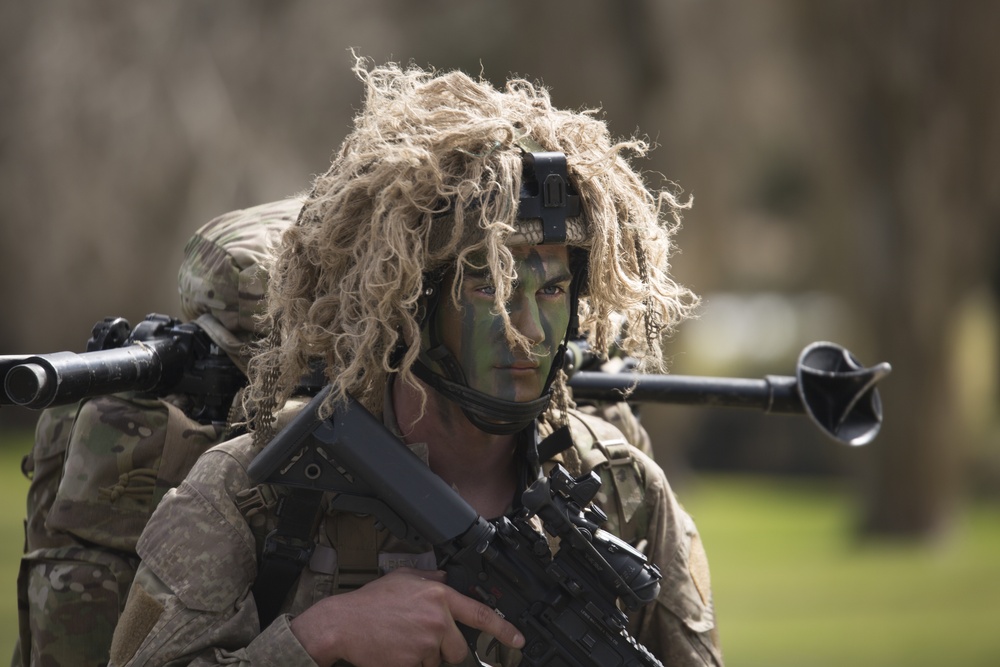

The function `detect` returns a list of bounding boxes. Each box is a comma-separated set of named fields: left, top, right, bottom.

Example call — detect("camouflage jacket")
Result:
left=109, top=405, right=723, bottom=667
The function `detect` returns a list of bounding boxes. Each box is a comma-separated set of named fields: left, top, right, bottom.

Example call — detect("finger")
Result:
left=446, top=590, right=525, bottom=650
left=421, top=569, right=448, bottom=583
left=439, top=621, right=471, bottom=665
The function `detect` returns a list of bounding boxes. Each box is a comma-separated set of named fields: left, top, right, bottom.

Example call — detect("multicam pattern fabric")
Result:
left=13, top=198, right=302, bottom=667
left=17, top=546, right=138, bottom=667
left=108, top=408, right=722, bottom=667
left=177, top=197, right=303, bottom=341
left=14, top=395, right=226, bottom=667
left=44, top=395, right=222, bottom=550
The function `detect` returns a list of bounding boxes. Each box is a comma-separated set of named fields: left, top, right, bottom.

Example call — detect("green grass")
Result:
left=0, top=432, right=997, bottom=665
left=0, top=431, right=32, bottom=662
left=681, top=475, right=1000, bottom=666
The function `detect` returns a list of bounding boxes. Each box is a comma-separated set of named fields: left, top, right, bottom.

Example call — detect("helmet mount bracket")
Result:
left=515, top=137, right=581, bottom=244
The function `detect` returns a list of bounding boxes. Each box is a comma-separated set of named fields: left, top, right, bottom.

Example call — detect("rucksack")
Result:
left=12, top=197, right=302, bottom=667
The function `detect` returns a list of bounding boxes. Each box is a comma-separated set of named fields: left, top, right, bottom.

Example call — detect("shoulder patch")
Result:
left=109, top=583, right=163, bottom=667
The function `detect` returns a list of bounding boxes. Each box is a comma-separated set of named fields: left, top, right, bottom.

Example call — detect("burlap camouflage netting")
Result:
left=246, top=56, right=699, bottom=439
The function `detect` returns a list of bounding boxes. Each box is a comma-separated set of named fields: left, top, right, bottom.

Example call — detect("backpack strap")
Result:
left=251, top=487, right=323, bottom=627
left=241, top=485, right=384, bottom=624
left=565, top=410, right=649, bottom=544
left=327, top=511, right=381, bottom=590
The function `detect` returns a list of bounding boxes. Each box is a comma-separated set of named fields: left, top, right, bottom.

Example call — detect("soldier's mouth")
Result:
left=497, top=361, right=539, bottom=371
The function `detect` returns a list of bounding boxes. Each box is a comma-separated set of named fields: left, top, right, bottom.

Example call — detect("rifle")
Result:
left=565, top=341, right=891, bottom=446
left=1, top=314, right=246, bottom=423
left=248, top=386, right=665, bottom=667
left=3, top=316, right=890, bottom=442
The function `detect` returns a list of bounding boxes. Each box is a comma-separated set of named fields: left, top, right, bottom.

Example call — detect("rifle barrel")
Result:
left=0, top=356, right=31, bottom=406
left=568, top=342, right=891, bottom=446
left=568, top=371, right=802, bottom=413
left=2, top=338, right=184, bottom=409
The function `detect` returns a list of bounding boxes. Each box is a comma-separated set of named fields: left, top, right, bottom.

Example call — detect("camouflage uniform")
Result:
left=108, top=399, right=722, bottom=666
left=13, top=198, right=302, bottom=667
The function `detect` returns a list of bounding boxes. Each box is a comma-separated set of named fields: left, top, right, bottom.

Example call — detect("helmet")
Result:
left=178, top=197, right=303, bottom=370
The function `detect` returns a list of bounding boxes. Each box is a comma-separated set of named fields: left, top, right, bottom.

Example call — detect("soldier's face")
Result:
left=423, top=245, right=572, bottom=403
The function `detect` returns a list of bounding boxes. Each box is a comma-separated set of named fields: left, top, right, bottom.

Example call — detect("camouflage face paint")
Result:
left=423, top=245, right=572, bottom=403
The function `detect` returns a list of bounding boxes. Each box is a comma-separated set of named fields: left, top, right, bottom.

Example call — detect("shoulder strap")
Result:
left=566, top=410, right=649, bottom=543
left=251, top=487, right=324, bottom=627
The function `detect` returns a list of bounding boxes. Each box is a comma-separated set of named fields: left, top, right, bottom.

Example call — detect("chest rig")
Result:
left=239, top=406, right=650, bottom=628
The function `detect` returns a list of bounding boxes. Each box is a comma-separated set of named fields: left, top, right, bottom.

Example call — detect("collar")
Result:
left=382, top=375, right=430, bottom=465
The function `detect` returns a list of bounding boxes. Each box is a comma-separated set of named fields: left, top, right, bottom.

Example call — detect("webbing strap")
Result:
left=252, top=487, right=323, bottom=628
left=569, top=411, right=647, bottom=534
left=600, top=440, right=645, bottom=525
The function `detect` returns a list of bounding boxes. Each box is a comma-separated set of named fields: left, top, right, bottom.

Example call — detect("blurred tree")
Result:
left=791, top=1, right=1000, bottom=538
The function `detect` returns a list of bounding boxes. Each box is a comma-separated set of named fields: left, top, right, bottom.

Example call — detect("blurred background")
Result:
left=1, top=1, right=998, bottom=664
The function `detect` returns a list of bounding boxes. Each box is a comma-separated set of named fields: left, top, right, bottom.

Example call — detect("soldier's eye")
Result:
left=539, top=285, right=565, bottom=297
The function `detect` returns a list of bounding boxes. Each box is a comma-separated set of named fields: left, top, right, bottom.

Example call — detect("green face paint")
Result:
left=423, top=245, right=572, bottom=403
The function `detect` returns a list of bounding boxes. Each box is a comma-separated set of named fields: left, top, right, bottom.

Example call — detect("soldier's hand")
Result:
left=289, top=567, right=524, bottom=666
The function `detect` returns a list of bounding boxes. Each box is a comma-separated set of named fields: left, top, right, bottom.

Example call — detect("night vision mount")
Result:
left=516, top=136, right=581, bottom=244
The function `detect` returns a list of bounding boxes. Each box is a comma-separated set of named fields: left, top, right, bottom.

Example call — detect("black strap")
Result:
left=252, top=487, right=324, bottom=628
left=536, top=425, right=575, bottom=463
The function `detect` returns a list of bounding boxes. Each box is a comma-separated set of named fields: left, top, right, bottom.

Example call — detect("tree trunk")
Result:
left=792, top=0, right=1000, bottom=538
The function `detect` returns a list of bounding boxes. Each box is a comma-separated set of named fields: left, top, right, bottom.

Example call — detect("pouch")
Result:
left=45, top=394, right=223, bottom=551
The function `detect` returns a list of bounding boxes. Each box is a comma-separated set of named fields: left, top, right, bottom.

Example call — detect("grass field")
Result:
left=681, top=475, right=1000, bottom=666
left=0, top=433, right=31, bottom=662
left=0, top=431, right=997, bottom=665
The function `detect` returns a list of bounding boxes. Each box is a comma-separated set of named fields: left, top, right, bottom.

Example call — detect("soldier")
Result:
left=13, top=198, right=301, bottom=667
left=110, top=58, right=723, bottom=666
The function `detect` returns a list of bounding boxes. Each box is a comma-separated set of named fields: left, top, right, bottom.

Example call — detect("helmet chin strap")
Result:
left=411, top=356, right=557, bottom=436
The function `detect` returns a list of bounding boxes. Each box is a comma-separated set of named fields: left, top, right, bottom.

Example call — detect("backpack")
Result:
left=12, top=198, right=302, bottom=667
